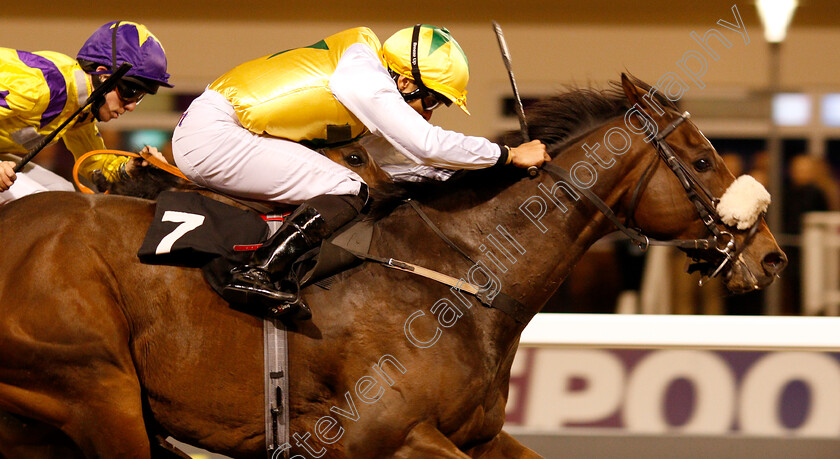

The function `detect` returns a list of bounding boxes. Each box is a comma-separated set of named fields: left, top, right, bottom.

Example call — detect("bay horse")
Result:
left=0, top=75, right=786, bottom=458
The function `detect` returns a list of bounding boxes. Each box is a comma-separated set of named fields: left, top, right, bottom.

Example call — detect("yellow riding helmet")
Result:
left=381, top=25, right=471, bottom=115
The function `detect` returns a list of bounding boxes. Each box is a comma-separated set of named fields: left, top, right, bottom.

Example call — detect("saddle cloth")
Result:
left=137, top=191, right=373, bottom=295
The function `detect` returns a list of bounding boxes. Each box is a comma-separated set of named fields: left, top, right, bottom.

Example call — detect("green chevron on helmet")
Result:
left=380, top=25, right=471, bottom=115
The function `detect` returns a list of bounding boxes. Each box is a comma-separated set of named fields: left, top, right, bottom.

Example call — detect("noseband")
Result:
left=541, top=111, right=761, bottom=285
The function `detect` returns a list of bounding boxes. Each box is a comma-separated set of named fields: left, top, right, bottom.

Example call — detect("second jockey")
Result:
left=171, top=25, right=549, bottom=314
left=0, top=21, right=173, bottom=202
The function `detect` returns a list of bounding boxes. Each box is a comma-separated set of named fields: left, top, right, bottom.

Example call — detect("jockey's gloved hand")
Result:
left=124, top=145, right=169, bottom=177
left=0, top=161, right=17, bottom=192
left=508, top=140, right=550, bottom=169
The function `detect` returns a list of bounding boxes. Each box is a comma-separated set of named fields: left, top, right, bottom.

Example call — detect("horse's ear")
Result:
left=621, top=73, right=644, bottom=107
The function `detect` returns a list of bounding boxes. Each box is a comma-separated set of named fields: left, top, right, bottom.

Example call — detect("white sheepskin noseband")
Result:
left=716, top=175, right=771, bottom=230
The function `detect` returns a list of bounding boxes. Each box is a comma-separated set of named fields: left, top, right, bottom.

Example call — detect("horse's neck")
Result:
left=391, top=125, right=640, bottom=349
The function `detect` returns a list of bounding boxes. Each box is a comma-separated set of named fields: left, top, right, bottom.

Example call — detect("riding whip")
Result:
left=13, top=62, right=132, bottom=173
left=492, top=21, right=538, bottom=177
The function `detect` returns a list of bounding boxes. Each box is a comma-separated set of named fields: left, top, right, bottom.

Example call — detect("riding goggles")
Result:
left=115, top=79, right=146, bottom=104
left=401, top=87, right=452, bottom=111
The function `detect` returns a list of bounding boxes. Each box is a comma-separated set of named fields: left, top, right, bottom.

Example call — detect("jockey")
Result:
left=0, top=21, right=172, bottom=202
left=171, top=25, right=549, bottom=313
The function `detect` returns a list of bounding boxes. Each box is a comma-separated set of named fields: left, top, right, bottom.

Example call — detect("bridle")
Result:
left=541, top=110, right=761, bottom=285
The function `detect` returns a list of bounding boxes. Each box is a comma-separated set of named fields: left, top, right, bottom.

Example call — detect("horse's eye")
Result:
left=346, top=154, right=364, bottom=167
left=693, top=158, right=712, bottom=172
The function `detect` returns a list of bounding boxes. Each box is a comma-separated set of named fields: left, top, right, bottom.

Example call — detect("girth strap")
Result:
left=263, top=316, right=290, bottom=457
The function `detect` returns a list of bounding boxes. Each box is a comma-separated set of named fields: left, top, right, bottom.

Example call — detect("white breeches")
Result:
left=0, top=153, right=74, bottom=205
left=172, top=89, right=364, bottom=205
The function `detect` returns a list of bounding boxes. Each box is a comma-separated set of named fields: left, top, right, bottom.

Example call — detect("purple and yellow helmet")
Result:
left=77, top=21, right=172, bottom=93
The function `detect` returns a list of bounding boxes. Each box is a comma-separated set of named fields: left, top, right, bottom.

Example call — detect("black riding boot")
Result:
left=221, top=189, right=367, bottom=314
left=221, top=204, right=331, bottom=310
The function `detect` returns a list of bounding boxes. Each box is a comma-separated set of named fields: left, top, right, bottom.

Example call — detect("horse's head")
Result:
left=319, top=140, right=394, bottom=190
left=618, top=74, right=786, bottom=293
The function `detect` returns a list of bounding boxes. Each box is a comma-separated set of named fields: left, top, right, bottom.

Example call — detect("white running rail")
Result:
left=520, top=313, right=840, bottom=350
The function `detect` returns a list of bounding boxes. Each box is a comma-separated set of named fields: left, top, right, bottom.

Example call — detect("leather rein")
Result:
left=72, top=149, right=188, bottom=194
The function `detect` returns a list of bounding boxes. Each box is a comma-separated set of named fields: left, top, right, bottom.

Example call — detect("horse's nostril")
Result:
left=762, top=251, right=787, bottom=275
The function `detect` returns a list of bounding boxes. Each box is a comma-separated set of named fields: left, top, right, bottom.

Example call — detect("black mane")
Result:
left=501, top=74, right=678, bottom=154
left=402, top=74, right=679, bottom=203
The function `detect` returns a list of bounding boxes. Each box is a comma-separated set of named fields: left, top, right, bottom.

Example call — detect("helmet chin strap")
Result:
left=90, top=96, right=106, bottom=122
left=403, top=24, right=432, bottom=100
left=89, top=74, right=108, bottom=121
left=90, top=20, right=123, bottom=122
left=410, top=24, right=426, bottom=92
